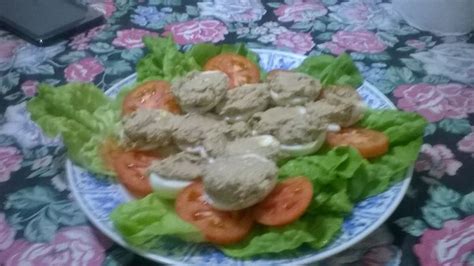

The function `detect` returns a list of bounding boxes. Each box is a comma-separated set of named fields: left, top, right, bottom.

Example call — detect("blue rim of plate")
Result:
left=66, top=49, right=412, bottom=265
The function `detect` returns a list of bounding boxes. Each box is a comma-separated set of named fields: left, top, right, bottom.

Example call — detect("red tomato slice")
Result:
left=175, top=181, right=254, bottom=245
left=204, top=54, right=260, bottom=88
left=102, top=140, right=160, bottom=197
left=253, top=176, right=313, bottom=226
left=326, top=128, right=389, bottom=159
left=122, top=80, right=181, bottom=115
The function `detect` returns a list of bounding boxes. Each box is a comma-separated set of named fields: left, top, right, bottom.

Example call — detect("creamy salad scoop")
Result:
left=171, top=71, right=229, bottom=113
left=224, top=135, right=280, bottom=160
left=120, top=70, right=368, bottom=203
left=215, top=83, right=270, bottom=123
left=121, top=109, right=180, bottom=150
left=306, top=91, right=365, bottom=128
left=268, top=71, right=322, bottom=106
left=320, top=85, right=367, bottom=127
left=172, top=113, right=226, bottom=151
left=149, top=151, right=206, bottom=181
left=250, top=106, right=326, bottom=156
left=148, top=152, right=205, bottom=199
left=203, top=154, right=278, bottom=210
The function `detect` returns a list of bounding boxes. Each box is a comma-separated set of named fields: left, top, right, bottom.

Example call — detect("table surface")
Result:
left=1, top=0, right=473, bottom=265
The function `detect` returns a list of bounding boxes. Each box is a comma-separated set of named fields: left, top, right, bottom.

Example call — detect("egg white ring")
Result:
left=255, top=135, right=281, bottom=148
left=223, top=114, right=247, bottom=123
left=280, top=131, right=326, bottom=157
left=327, top=123, right=341, bottom=132
left=149, top=172, right=192, bottom=199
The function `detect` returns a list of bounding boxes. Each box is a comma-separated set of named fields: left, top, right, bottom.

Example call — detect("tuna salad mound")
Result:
left=204, top=154, right=278, bottom=210
left=119, top=69, right=366, bottom=210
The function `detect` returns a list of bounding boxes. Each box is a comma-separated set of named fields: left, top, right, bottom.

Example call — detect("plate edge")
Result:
left=65, top=49, right=413, bottom=265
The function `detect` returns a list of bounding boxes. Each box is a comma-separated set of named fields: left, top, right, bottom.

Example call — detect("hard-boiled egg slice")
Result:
left=223, top=113, right=248, bottom=124
left=327, top=123, right=341, bottom=132
left=149, top=172, right=192, bottom=199
left=256, top=135, right=280, bottom=147
left=280, top=131, right=326, bottom=157
left=225, top=135, right=280, bottom=159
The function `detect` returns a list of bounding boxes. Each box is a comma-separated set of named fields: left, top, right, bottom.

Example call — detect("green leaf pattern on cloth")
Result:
left=4, top=186, right=86, bottom=242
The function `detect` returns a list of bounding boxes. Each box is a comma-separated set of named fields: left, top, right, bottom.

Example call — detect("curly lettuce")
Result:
left=137, top=37, right=264, bottom=82
left=111, top=110, right=427, bottom=258
left=110, top=194, right=203, bottom=248
left=27, top=83, right=120, bottom=175
left=294, top=53, right=363, bottom=87
left=136, top=36, right=201, bottom=82
left=27, top=37, right=426, bottom=258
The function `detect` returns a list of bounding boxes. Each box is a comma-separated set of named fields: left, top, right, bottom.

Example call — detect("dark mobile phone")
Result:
left=0, top=0, right=105, bottom=46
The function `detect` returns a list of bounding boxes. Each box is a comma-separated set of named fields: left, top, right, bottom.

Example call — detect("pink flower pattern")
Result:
left=0, top=146, right=23, bottom=182
left=0, top=213, right=15, bottom=251
left=394, top=83, right=474, bottom=122
left=415, top=144, right=462, bottom=178
left=64, top=57, right=104, bottom=83
left=274, top=31, right=315, bottom=54
left=322, top=31, right=387, bottom=54
left=197, top=0, right=266, bottom=23
left=20, top=80, right=38, bottom=97
left=332, top=1, right=370, bottom=25
left=89, top=0, right=116, bottom=18
left=414, top=215, right=474, bottom=266
left=0, top=40, right=21, bottom=60
left=0, top=226, right=112, bottom=266
left=69, top=25, right=107, bottom=50
left=0, top=39, right=23, bottom=71
left=362, top=245, right=399, bottom=266
left=457, top=129, right=474, bottom=154
left=112, top=28, right=158, bottom=49
left=164, top=19, right=228, bottom=45
left=274, top=2, right=327, bottom=22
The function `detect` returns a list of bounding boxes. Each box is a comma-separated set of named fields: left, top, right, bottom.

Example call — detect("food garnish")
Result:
left=27, top=37, right=428, bottom=258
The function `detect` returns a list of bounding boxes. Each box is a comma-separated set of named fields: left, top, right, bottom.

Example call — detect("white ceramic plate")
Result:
left=66, top=49, right=412, bottom=265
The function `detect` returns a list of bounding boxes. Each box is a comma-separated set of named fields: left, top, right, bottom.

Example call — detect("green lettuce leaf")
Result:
left=280, top=109, right=427, bottom=205
left=27, top=83, right=119, bottom=175
left=221, top=215, right=342, bottom=258
left=110, top=194, right=203, bottom=248
left=136, top=36, right=201, bottom=82
left=111, top=109, right=425, bottom=258
left=358, top=109, right=427, bottom=195
left=111, top=192, right=342, bottom=259
left=294, top=53, right=363, bottom=87
left=137, top=37, right=265, bottom=82
left=358, top=109, right=428, bottom=146
left=279, top=147, right=361, bottom=214
left=27, top=36, right=426, bottom=258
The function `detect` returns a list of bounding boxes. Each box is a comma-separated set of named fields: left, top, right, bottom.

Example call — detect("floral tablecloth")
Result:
left=0, top=0, right=473, bottom=265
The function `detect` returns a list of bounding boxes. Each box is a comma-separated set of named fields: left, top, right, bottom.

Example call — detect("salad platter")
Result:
left=28, top=38, right=426, bottom=265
